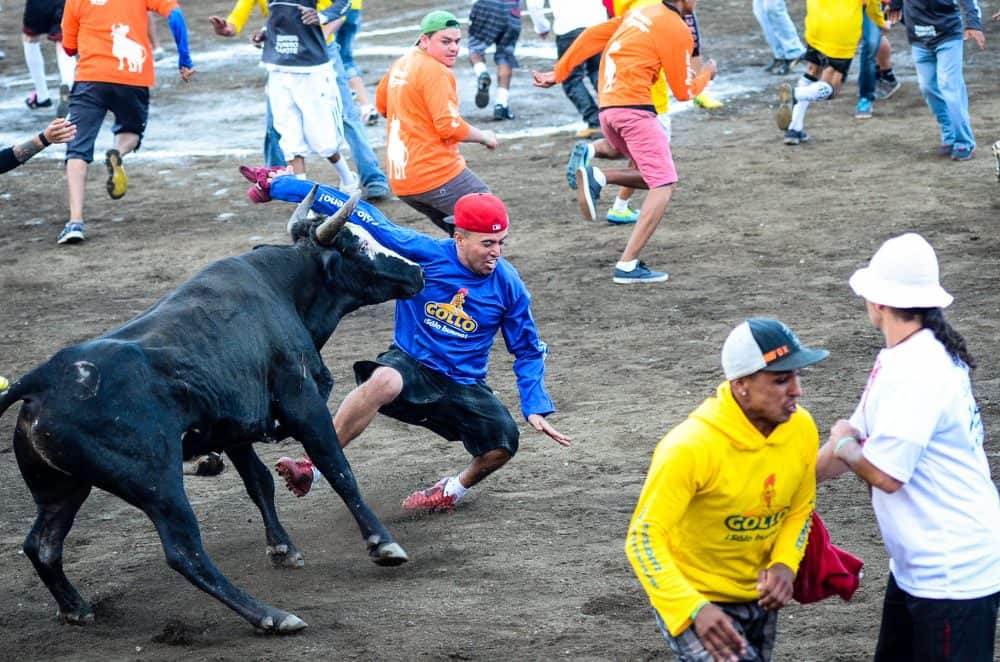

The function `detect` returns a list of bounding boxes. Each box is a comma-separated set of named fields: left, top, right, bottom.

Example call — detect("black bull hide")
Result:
left=0, top=190, right=424, bottom=633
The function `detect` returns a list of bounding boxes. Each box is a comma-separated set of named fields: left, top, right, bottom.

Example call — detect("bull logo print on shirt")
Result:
left=602, top=41, right=622, bottom=94
left=110, top=24, right=146, bottom=73
left=387, top=117, right=409, bottom=179
left=424, top=288, right=479, bottom=336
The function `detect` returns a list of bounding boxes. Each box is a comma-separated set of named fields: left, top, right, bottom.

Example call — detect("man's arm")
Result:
left=658, top=20, right=712, bottom=101
left=61, top=0, right=79, bottom=56
left=210, top=0, right=258, bottom=36
left=153, top=2, right=195, bottom=78
left=2, top=119, right=77, bottom=174
left=551, top=17, right=620, bottom=82
left=525, top=0, right=552, bottom=37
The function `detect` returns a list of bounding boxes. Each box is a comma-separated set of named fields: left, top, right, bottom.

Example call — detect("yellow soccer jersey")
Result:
left=805, top=0, right=885, bottom=60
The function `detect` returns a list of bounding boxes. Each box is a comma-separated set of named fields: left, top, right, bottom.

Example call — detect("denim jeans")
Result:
left=556, top=28, right=601, bottom=128
left=335, top=8, right=362, bottom=79
left=326, top=42, right=389, bottom=189
left=264, top=97, right=285, bottom=167
left=752, top=0, right=805, bottom=60
left=857, top=12, right=881, bottom=101
left=911, top=37, right=975, bottom=153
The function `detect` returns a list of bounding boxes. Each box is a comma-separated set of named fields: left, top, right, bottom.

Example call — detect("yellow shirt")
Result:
left=625, top=381, right=816, bottom=636
left=805, top=0, right=885, bottom=59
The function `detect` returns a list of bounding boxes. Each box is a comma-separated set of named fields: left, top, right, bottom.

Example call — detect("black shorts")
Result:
left=803, top=45, right=852, bottom=77
left=353, top=346, right=519, bottom=458
left=65, top=82, right=149, bottom=163
left=23, top=0, right=63, bottom=39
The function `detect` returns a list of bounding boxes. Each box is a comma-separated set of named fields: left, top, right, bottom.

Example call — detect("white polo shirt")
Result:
left=849, top=329, right=1000, bottom=600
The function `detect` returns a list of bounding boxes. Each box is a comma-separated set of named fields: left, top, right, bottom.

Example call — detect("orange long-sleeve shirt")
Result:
left=375, top=48, right=472, bottom=196
left=63, top=0, right=179, bottom=88
left=553, top=4, right=710, bottom=108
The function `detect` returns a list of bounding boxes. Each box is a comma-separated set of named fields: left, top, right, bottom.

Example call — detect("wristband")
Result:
left=690, top=600, right=709, bottom=622
left=834, top=435, right=856, bottom=455
left=38, top=132, right=51, bottom=147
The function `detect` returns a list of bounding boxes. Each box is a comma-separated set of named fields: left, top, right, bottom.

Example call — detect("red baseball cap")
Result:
left=453, top=193, right=509, bottom=234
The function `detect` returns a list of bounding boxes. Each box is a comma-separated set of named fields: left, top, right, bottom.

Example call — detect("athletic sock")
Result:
left=56, top=45, right=77, bottom=87
left=794, top=80, right=833, bottom=103
left=473, top=61, right=488, bottom=77
left=612, top=196, right=630, bottom=213
left=496, top=87, right=509, bottom=107
left=23, top=40, right=50, bottom=102
left=332, top=156, right=353, bottom=183
left=443, top=475, right=469, bottom=501
left=616, top=259, right=638, bottom=272
left=789, top=98, right=809, bottom=132
left=797, top=72, right=818, bottom=88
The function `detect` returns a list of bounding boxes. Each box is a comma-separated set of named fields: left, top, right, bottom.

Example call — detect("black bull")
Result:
left=0, top=190, right=424, bottom=633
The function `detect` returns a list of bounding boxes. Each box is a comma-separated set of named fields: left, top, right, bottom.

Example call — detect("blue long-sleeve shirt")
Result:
left=270, top=177, right=556, bottom=419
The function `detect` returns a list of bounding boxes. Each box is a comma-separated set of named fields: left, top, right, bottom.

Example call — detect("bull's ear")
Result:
left=287, top=185, right=320, bottom=240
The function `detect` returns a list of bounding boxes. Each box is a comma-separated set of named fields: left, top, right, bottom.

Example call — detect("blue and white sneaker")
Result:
left=606, top=207, right=639, bottom=224
left=613, top=261, right=669, bottom=284
left=57, top=222, right=85, bottom=245
left=576, top=166, right=602, bottom=222
left=853, top=98, right=873, bottom=119
left=566, top=141, right=595, bottom=190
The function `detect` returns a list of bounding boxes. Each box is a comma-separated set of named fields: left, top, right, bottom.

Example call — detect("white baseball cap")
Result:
left=721, top=318, right=829, bottom=380
left=848, top=233, right=953, bottom=309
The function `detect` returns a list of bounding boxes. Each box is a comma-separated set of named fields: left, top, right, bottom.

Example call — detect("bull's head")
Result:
left=287, top=187, right=424, bottom=304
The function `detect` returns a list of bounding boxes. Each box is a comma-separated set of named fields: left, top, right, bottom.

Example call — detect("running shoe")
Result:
left=875, top=78, right=901, bottom=100
left=25, top=91, right=52, bottom=110
left=613, top=261, right=669, bottom=284
left=402, top=478, right=457, bottom=512
left=576, top=166, right=603, bottom=222
left=566, top=141, right=595, bottom=190
left=783, top=129, right=810, bottom=146
left=57, top=222, right=85, bottom=245
left=56, top=84, right=70, bottom=119
left=606, top=207, right=639, bottom=224
left=950, top=146, right=975, bottom=162
left=693, top=92, right=724, bottom=109
left=475, top=71, right=491, bottom=109
left=105, top=149, right=128, bottom=199
left=493, top=103, right=515, bottom=121
left=853, top=98, right=873, bottom=119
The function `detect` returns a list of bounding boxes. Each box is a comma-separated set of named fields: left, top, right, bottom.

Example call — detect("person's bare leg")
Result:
left=876, top=35, right=891, bottom=70
left=457, top=449, right=511, bottom=489
left=348, top=76, right=370, bottom=107
left=620, top=185, right=674, bottom=262
left=288, top=155, right=305, bottom=175
left=333, top=367, right=403, bottom=448
left=115, top=131, right=140, bottom=156
left=67, top=158, right=88, bottom=221
left=497, top=63, right=512, bottom=93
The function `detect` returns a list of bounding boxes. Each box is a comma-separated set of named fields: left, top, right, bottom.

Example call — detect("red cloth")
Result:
left=793, top=512, right=864, bottom=604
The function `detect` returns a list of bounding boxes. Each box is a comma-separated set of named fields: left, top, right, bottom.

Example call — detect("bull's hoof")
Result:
left=267, top=544, right=305, bottom=568
left=61, top=607, right=95, bottom=626
left=369, top=541, right=409, bottom=567
left=256, top=610, right=307, bottom=634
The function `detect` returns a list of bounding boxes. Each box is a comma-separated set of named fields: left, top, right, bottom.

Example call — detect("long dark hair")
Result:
left=897, top=307, right=975, bottom=370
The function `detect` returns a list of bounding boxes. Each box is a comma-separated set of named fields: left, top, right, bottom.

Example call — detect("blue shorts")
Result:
left=65, top=82, right=149, bottom=162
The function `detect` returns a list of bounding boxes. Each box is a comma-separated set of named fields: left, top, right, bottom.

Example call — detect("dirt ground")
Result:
left=1, top=1, right=999, bottom=660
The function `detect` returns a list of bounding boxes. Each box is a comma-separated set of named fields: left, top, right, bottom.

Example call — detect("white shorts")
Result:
left=267, top=68, right=344, bottom=160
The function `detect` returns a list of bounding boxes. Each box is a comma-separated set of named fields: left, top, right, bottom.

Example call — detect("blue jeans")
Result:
left=752, top=0, right=805, bottom=60
left=556, top=28, right=600, bottom=128
left=326, top=42, right=389, bottom=189
left=264, top=97, right=285, bottom=167
left=857, top=12, right=881, bottom=102
left=335, top=8, right=362, bottom=79
left=911, top=37, right=975, bottom=153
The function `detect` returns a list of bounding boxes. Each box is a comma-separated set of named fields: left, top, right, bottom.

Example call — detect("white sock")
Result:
left=591, top=166, right=607, bottom=187
left=23, top=40, right=49, bottom=101
left=473, top=61, right=487, bottom=77
left=57, top=45, right=77, bottom=87
left=794, top=81, right=833, bottom=103
left=789, top=98, right=809, bottom=132
left=332, top=156, right=353, bottom=182
left=616, top=259, right=639, bottom=272
left=612, top=196, right=630, bottom=212
left=496, top=87, right=510, bottom=106
left=443, top=475, right=469, bottom=501
left=295, top=172, right=307, bottom=180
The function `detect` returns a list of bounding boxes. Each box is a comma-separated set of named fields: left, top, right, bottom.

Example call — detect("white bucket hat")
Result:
left=848, top=233, right=953, bottom=309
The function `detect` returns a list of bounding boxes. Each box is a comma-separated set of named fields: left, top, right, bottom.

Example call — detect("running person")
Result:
left=775, top=0, right=886, bottom=145
left=22, top=0, right=76, bottom=117
left=816, top=233, right=1000, bottom=660
left=533, top=0, right=716, bottom=284
left=241, top=171, right=571, bottom=510
left=467, top=0, right=522, bottom=120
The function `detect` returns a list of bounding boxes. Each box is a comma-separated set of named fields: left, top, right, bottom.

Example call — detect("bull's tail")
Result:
left=0, top=370, right=44, bottom=418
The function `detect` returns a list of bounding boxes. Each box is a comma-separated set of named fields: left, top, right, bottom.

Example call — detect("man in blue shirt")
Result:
left=245, top=169, right=572, bottom=511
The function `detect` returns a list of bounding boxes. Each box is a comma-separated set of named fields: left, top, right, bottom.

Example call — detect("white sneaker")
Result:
left=360, top=104, right=379, bottom=126
left=340, top=171, right=361, bottom=195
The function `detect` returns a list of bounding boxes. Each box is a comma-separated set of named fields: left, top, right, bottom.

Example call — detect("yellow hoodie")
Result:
left=625, top=381, right=816, bottom=636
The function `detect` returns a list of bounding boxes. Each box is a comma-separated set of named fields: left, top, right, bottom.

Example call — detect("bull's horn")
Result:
left=288, top=185, right=320, bottom=233
left=314, top=191, right=362, bottom=245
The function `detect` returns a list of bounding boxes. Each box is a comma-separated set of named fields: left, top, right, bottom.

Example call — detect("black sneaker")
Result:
left=475, top=72, right=491, bottom=108
left=576, top=166, right=603, bottom=222
left=783, top=129, right=810, bottom=146
left=56, top=84, right=70, bottom=119
left=493, top=103, right=514, bottom=121
left=25, top=92, right=52, bottom=110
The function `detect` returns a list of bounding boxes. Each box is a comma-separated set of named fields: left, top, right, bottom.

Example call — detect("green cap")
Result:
left=416, top=10, right=460, bottom=43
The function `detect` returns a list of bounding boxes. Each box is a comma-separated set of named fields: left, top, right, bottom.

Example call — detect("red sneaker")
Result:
left=401, top=478, right=457, bottom=513
left=275, top=456, right=315, bottom=497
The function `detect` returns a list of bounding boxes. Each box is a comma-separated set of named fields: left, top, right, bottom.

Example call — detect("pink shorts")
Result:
left=599, top=107, right=677, bottom=188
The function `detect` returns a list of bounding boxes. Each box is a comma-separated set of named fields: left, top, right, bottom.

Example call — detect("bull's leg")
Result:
left=141, top=480, right=307, bottom=634
left=21, top=481, right=94, bottom=624
left=224, top=445, right=304, bottom=568
left=275, top=388, right=408, bottom=566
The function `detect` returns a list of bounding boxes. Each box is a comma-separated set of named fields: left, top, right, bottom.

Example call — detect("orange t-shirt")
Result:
left=62, top=0, right=179, bottom=88
left=554, top=4, right=710, bottom=107
left=375, top=48, right=472, bottom=196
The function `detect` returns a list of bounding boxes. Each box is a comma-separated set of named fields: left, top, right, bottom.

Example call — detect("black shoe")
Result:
left=764, top=58, right=782, bottom=73
left=475, top=72, right=491, bottom=108
left=783, top=129, right=810, bottom=146
left=56, top=84, right=70, bottom=119
left=493, top=104, right=514, bottom=121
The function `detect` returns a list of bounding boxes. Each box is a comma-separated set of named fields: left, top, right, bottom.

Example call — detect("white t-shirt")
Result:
left=525, top=0, right=609, bottom=36
left=849, top=329, right=1000, bottom=600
